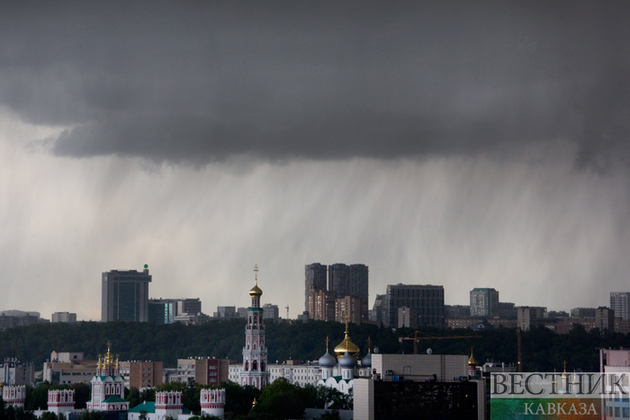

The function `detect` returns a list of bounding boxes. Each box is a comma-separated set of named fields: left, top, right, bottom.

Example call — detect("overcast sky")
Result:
left=1, top=1, right=629, bottom=321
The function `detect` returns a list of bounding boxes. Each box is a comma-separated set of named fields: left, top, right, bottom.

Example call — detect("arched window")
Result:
left=245, top=361, right=249, bottom=371
left=252, top=360, right=258, bottom=371
left=261, top=361, right=266, bottom=372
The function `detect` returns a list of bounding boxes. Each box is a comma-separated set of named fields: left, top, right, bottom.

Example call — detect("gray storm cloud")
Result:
left=1, top=1, right=629, bottom=167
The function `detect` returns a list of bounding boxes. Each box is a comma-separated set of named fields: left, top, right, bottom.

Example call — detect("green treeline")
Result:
left=1, top=320, right=630, bottom=371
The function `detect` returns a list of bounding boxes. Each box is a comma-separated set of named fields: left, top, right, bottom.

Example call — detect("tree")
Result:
left=221, top=381, right=260, bottom=418
left=40, top=412, right=57, bottom=420
left=320, top=410, right=341, bottom=420
left=0, top=396, right=6, bottom=420
left=72, top=383, right=91, bottom=410
left=127, top=388, right=141, bottom=409
left=79, top=410, right=103, bottom=420
left=251, top=378, right=309, bottom=420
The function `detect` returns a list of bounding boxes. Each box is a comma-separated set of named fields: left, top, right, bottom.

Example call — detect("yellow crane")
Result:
left=399, top=331, right=482, bottom=355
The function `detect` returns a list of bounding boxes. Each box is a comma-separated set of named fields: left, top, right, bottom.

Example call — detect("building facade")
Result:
left=0, top=358, right=34, bottom=386
left=385, top=284, right=444, bottom=329
left=119, top=361, right=163, bottom=389
left=102, top=266, right=152, bottom=322
left=51, top=312, right=77, bottom=323
left=610, top=292, right=630, bottom=320
left=305, top=263, right=328, bottom=313
left=469, top=288, right=499, bottom=317
left=262, top=304, right=279, bottom=320
left=308, top=288, right=336, bottom=321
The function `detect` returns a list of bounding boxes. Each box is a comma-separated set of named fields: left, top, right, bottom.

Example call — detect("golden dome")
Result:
left=250, top=264, right=263, bottom=297
left=334, top=323, right=360, bottom=358
left=468, top=347, right=477, bottom=367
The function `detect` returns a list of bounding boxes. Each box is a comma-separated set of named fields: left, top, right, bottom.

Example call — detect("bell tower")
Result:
left=240, top=265, right=270, bottom=390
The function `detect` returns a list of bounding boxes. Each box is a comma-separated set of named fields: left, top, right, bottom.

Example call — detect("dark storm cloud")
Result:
left=1, top=1, right=629, bottom=166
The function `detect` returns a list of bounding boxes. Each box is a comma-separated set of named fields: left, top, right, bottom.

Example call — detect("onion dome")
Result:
left=319, top=336, right=337, bottom=367
left=334, top=323, right=360, bottom=358
left=361, top=351, right=372, bottom=368
left=468, top=347, right=477, bottom=367
left=250, top=265, right=263, bottom=297
left=319, top=351, right=336, bottom=368
left=339, top=352, right=357, bottom=369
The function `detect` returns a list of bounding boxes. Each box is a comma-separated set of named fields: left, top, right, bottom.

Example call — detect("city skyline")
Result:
left=1, top=2, right=630, bottom=321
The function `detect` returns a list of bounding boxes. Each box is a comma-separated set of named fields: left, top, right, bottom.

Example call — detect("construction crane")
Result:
left=399, top=331, right=482, bottom=355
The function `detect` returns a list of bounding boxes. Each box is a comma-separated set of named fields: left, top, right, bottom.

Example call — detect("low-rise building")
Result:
left=43, top=352, right=97, bottom=385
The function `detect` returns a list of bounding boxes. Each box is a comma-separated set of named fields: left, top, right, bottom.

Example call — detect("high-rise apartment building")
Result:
left=385, top=284, right=444, bottom=329
left=334, top=295, right=364, bottom=324
left=470, top=288, right=499, bottom=317
left=305, top=263, right=328, bottom=313
left=349, top=264, right=369, bottom=300
left=101, top=266, right=152, bottom=322
left=610, top=292, right=630, bottom=320
left=308, top=288, right=336, bottom=321
left=51, top=312, right=77, bottom=323
left=304, top=262, right=369, bottom=323
left=328, top=263, right=351, bottom=297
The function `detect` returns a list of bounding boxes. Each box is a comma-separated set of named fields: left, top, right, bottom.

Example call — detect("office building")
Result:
left=101, top=266, right=152, bottom=322
left=305, top=263, right=328, bottom=313
left=610, top=292, right=630, bottom=320
left=148, top=299, right=177, bottom=324
left=178, top=298, right=202, bottom=315
left=385, top=284, right=444, bottom=329
left=470, top=288, right=499, bottom=318
left=51, top=312, right=77, bottom=323
left=398, top=306, right=419, bottom=328
left=214, top=306, right=237, bottom=318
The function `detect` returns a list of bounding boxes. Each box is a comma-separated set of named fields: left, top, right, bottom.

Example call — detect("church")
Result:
left=86, top=342, right=129, bottom=412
